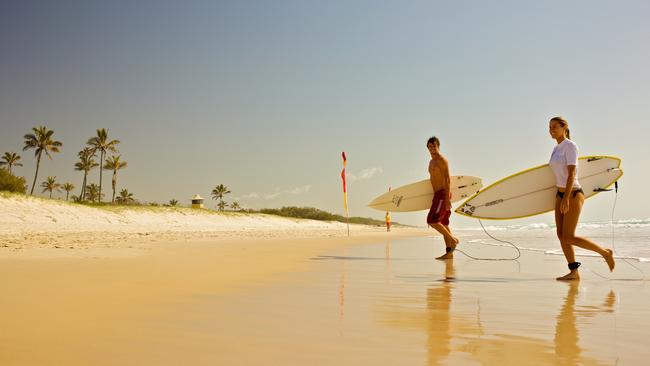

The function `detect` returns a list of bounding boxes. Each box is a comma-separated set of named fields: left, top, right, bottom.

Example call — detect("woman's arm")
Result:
left=560, top=165, right=577, bottom=214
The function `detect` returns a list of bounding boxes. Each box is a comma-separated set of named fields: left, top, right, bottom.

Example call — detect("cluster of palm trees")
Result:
left=4, top=126, right=247, bottom=212
left=211, top=184, right=241, bottom=211
left=1, top=126, right=130, bottom=203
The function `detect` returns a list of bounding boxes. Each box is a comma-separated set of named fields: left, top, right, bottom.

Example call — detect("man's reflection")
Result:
left=426, top=259, right=455, bottom=365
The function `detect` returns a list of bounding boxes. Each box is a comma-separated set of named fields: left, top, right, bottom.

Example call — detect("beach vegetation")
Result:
left=41, top=176, right=61, bottom=198
left=211, top=184, right=231, bottom=211
left=115, top=189, right=135, bottom=205
left=260, top=206, right=393, bottom=226
left=103, top=155, right=127, bottom=203
left=86, top=128, right=119, bottom=203
left=62, top=183, right=75, bottom=201
left=74, top=148, right=99, bottom=201
left=169, top=199, right=179, bottom=207
left=85, top=183, right=103, bottom=202
left=0, top=152, right=23, bottom=175
left=23, top=126, right=63, bottom=195
left=0, top=168, right=27, bottom=194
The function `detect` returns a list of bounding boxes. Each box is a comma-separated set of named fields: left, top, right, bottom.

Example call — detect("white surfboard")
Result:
left=455, top=156, right=623, bottom=220
left=368, top=176, right=483, bottom=212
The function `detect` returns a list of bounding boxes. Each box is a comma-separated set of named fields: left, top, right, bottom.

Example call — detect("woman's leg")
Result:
left=555, top=196, right=576, bottom=264
left=556, top=195, right=580, bottom=281
left=562, top=193, right=615, bottom=271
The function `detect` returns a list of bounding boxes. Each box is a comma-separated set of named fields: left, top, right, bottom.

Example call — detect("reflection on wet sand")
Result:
left=426, top=260, right=469, bottom=365
left=380, top=260, right=617, bottom=365
left=338, top=247, right=347, bottom=336
left=554, top=282, right=616, bottom=366
left=376, top=260, right=483, bottom=364
left=462, top=281, right=615, bottom=365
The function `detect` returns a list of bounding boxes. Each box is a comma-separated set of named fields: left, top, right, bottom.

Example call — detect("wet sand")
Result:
left=2, top=235, right=649, bottom=365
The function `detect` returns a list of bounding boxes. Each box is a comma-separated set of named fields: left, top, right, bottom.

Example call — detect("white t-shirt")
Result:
left=549, top=139, right=581, bottom=189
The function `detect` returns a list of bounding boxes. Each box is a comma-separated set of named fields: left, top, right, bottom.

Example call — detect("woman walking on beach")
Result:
left=549, top=117, right=615, bottom=280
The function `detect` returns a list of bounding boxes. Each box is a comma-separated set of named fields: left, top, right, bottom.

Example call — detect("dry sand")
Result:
left=0, top=194, right=419, bottom=257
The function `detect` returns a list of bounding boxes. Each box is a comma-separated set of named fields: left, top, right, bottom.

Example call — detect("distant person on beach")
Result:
left=385, top=210, right=391, bottom=232
left=426, top=136, right=459, bottom=259
left=549, top=117, right=615, bottom=280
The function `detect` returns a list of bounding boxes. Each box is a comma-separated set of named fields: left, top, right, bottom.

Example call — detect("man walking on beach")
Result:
left=426, top=136, right=459, bottom=259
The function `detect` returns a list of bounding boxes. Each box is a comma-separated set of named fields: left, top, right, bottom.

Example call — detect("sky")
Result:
left=1, top=0, right=649, bottom=227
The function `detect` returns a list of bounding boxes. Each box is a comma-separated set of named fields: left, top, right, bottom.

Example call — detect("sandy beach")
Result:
left=1, top=196, right=649, bottom=365
left=0, top=194, right=422, bottom=258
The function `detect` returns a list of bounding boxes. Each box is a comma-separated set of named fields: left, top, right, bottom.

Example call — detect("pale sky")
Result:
left=1, top=0, right=649, bottom=227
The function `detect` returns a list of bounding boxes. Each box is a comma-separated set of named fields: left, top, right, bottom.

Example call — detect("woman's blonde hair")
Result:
left=550, top=116, right=571, bottom=139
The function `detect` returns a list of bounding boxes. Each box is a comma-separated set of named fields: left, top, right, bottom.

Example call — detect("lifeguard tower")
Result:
left=191, top=194, right=204, bottom=209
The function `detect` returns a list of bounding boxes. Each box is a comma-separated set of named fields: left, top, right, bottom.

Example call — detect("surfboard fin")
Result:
left=594, top=188, right=613, bottom=192
left=594, top=180, right=620, bottom=193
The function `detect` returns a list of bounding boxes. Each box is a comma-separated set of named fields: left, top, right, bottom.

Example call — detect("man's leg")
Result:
left=431, top=222, right=458, bottom=260
left=428, top=194, right=457, bottom=259
left=429, top=222, right=455, bottom=244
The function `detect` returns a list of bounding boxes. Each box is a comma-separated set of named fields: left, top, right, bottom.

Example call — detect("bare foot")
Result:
left=556, top=270, right=580, bottom=281
left=604, top=249, right=615, bottom=272
left=436, top=237, right=460, bottom=260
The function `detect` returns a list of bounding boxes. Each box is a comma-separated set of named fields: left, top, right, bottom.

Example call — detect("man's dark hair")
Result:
left=427, top=136, right=440, bottom=146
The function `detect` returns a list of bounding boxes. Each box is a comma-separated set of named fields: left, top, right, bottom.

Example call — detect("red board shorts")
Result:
left=427, top=189, right=451, bottom=226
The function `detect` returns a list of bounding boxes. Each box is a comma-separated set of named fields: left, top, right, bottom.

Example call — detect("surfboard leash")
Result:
left=584, top=182, right=647, bottom=281
left=453, top=220, right=521, bottom=261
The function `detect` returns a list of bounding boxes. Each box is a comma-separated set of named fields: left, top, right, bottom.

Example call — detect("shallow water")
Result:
left=457, top=224, right=650, bottom=262
left=117, top=237, right=650, bottom=365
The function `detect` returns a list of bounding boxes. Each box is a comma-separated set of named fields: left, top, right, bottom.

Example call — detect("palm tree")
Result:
left=41, top=176, right=61, bottom=199
left=86, top=128, right=120, bottom=203
left=211, top=184, right=231, bottom=212
left=0, top=152, right=23, bottom=175
left=217, top=201, right=228, bottom=211
left=62, top=183, right=75, bottom=201
left=169, top=199, right=179, bottom=207
left=23, top=126, right=63, bottom=195
left=230, top=202, right=241, bottom=211
left=116, top=189, right=135, bottom=205
left=85, top=183, right=102, bottom=203
left=103, top=155, right=128, bottom=203
left=74, top=148, right=99, bottom=201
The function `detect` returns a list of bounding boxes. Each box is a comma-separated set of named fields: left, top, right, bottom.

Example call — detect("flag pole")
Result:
left=346, top=212, right=350, bottom=237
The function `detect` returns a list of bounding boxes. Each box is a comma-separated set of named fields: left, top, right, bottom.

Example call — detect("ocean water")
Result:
left=454, top=218, right=650, bottom=262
